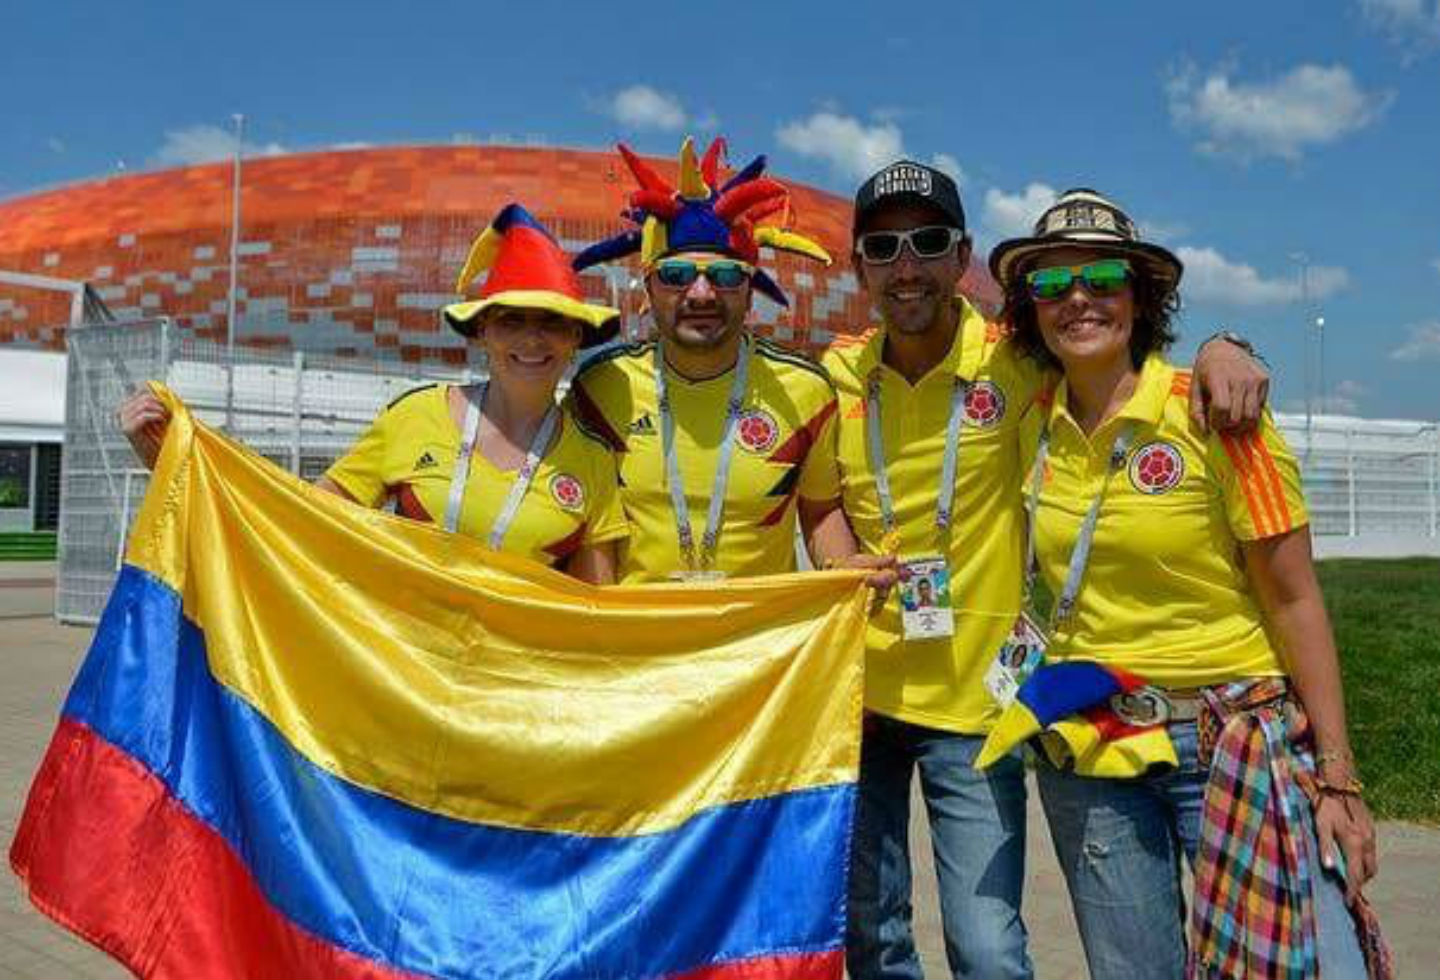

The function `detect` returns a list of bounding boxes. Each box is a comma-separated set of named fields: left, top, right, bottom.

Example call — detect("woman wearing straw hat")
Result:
left=119, top=203, right=629, bottom=584
left=983, top=188, right=1389, bottom=979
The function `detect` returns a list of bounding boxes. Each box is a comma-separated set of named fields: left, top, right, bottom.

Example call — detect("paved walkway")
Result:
left=1, top=573, right=1436, bottom=978
left=0, top=561, right=55, bottom=621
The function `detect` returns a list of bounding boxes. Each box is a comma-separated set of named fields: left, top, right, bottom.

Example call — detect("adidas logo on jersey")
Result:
left=414, top=451, right=438, bottom=470
left=628, top=414, right=656, bottom=435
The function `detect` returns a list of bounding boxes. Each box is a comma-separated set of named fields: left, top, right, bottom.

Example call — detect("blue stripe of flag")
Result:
left=63, top=566, right=852, bottom=980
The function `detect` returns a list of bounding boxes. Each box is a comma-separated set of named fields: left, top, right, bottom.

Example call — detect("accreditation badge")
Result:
left=984, top=611, right=1048, bottom=707
left=897, top=556, right=953, bottom=641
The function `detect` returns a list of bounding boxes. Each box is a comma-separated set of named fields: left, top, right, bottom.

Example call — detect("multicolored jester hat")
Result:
left=573, top=137, right=832, bottom=308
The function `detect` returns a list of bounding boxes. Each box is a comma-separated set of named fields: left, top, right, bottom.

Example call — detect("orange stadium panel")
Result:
left=0, top=146, right=1001, bottom=361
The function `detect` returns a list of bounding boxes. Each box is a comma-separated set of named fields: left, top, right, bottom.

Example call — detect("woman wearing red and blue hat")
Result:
left=978, top=188, right=1390, bottom=980
left=119, top=203, right=628, bottom=583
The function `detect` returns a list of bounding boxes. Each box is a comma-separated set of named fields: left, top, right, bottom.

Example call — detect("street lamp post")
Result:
left=224, top=113, right=245, bottom=430
left=1289, top=252, right=1312, bottom=454
left=1315, top=315, right=1326, bottom=416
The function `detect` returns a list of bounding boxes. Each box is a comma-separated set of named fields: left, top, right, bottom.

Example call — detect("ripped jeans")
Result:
left=1036, top=721, right=1368, bottom=980
left=846, top=715, right=1031, bottom=980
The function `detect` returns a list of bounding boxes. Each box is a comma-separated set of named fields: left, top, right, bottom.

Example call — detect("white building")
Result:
left=0, top=349, right=65, bottom=533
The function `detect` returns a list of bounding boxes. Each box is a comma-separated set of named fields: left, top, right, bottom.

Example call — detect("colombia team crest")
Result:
left=963, top=381, right=1006, bottom=428
left=549, top=473, right=586, bottom=510
left=737, top=409, right=780, bottom=453
left=1129, top=441, right=1185, bottom=494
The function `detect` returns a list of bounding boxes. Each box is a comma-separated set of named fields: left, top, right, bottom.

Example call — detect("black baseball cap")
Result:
left=853, top=160, right=967, bottom=235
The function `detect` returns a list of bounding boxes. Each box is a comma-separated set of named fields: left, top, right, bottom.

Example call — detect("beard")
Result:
left=879, top=280, right=950, bottom=336
left=658, top=305, right=745, bottom=350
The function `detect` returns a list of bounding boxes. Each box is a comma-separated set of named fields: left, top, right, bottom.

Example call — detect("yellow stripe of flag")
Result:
left=128, top=386, right=869, bottom=837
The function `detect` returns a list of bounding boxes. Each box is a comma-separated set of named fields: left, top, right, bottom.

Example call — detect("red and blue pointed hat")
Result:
left=443, top=203, right=620, bottom=348
left=572, top=137, right=832, bottom=309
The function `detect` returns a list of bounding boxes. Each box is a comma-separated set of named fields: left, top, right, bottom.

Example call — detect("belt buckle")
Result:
left=1109, top=685, right=1172, bottom=727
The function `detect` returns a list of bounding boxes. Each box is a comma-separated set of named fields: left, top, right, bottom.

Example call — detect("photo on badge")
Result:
left=899, top=557, right=954, bottom=640
left=984, top=612, right=1048, bottom=707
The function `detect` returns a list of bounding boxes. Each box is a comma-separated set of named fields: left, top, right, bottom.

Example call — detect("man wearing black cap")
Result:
left=824, top=161, right=1269, bottom=980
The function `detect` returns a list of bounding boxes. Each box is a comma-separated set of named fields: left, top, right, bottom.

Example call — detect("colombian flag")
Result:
left=975, top=661, right=1178, bottom=778
left=9, top=387, right=868, bottom=980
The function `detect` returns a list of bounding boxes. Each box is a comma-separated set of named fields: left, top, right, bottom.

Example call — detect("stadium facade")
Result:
left=0, top=144, right=1000, bottom=558
left=0, top=145, right=1000, bottom=361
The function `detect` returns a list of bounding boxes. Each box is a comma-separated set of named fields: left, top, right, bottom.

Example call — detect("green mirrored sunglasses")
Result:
left=1025, top=258, right=1133, bottom=302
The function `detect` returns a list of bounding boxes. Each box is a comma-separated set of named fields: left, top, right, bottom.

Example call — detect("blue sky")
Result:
left=6, top=0, right=1440, bottom=419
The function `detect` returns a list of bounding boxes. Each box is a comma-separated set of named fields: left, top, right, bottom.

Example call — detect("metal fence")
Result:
left=57, top=320, right=1440, bottom=621
left=1276, top=415, right=1440, bottom=556
left=58, top=317, right=474, bottom=623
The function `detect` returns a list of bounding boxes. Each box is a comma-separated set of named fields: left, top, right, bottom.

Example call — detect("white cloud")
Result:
left=929, top=152, right=967, bottom=186
left=151, top=124, right=288, bottom=167
left=1166, top=62, right=1392, bottom=161
left=776, top=109, right=969, bottom=188
left=1390, top=320, right=1440, bottom=361
left=1360, top=0, right=1440, bottom=57
left=604, top=85, right=689, bottom=132
left=776, top=112, right=905, bottom=181
left=453, top=131, right=560, bottom=148
left=978, top=187, right=1185, bottom=246
left=1176, top=246, right=1349, bottom=305
left=1139, top=218, right=1190, bottom=241
left=1281, top=379, right=1367, bottom=415
left=981, top=183, right=1057, bottom=240
left=1325, top=379, right=1367, bottom=414
left=1431, top=257, right=1440, bottom=276
left=46, top=137, right=65, bottom=154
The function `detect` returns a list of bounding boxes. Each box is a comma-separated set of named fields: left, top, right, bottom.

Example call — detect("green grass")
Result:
left=1320, top=558, right=1440, bottom=824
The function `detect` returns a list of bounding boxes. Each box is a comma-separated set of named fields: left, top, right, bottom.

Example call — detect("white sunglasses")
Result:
left=854, top=226, right=965, bottom=264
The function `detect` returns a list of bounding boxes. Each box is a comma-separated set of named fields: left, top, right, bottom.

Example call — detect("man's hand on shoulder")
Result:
left=1191, top=332, right=1270, bottom=434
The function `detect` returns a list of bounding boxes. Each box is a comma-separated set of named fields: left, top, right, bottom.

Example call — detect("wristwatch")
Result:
left=1202, top=330, right=1267, bottom=366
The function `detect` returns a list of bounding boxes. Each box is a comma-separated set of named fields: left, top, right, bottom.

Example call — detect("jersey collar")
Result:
left=859, top=298, right=991, bottom=384
left=1048, top=353, right=1174, bottom=432
left=657, top=329, right=754, bottom=387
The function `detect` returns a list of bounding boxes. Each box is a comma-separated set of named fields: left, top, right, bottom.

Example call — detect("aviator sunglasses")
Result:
left=855, top=225, right=965, bottom=264
left=1025, top=258, right=1133, bottom=302
left=653, top=258, right=754, bottom=290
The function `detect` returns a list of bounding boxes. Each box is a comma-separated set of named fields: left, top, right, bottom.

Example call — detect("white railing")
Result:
left=1276, top=414, right=1440, bottom=557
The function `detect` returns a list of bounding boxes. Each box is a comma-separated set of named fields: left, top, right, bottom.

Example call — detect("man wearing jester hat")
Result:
left=569, top=137, right=893, bottom=586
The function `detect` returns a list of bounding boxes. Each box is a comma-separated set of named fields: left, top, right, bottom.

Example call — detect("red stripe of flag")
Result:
left=11, top=719, right=422, bottom=980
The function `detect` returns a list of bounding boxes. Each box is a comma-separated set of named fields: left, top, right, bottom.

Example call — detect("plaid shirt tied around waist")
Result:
left=1189, top=678, right=1393, bottom=980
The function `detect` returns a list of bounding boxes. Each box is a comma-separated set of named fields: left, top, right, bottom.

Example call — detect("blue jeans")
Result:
left=1037, top=721, right=1369, bottom=980
left=846, top=714, right=1032, bottom=980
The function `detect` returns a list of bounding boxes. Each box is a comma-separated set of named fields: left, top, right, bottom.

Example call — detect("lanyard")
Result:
left=1024, top=420, right=1137, bottom=630
left=865, top=371, right=969, bottom=548
left=654, top=336, right=752, bottom=571
left=444, top=383, right=560, bottom=550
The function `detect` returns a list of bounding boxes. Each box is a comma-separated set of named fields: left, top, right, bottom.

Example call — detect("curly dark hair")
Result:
left=1000, top=252, right=1181, bottom=370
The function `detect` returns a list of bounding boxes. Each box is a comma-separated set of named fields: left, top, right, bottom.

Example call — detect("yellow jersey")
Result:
left=325, top=384, right=628, bottom=567
left=568, top=335, right=842, bottom=583
left=1026, top=354, right=1307, bottom=687
left=825, top=300, right=1048, bottom=733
